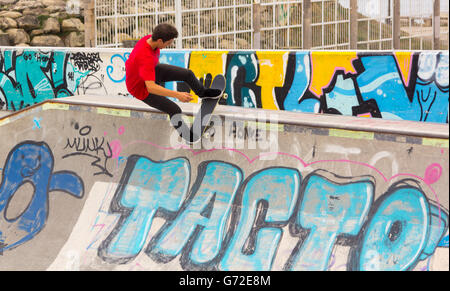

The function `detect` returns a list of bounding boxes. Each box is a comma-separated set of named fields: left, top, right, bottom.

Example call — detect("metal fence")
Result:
left=94, top=0, right=448, bottom=50
left=178, top=0, right=253, bottom=49
left=309, top=0, right=351, bottom=49
left=356, top=0, right=394, bottom=50
left=398, top=0, right=448, bottom=50
left=260, top=0, right=303, bottom=49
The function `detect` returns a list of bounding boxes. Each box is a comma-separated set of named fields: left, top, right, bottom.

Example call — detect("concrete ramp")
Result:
left=0, top=95, right=448, bottom=271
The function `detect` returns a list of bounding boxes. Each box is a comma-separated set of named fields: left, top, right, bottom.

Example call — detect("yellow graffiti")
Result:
left=188, top=51, right=228, bottom=103
left=309, top=51, right=358, bottom=97
left=43, top=103, right=70, bottom=111
left=329, top=128, right=374, bottom=140
left=97, top=107, right=131, bottom=117
left=394, top=52, right=414, bottom=87
left=255, top=51, right=289, bottom=110
left=422, top=138, right=449, bottom=148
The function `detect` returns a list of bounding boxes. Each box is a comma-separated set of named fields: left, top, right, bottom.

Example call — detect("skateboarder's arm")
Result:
left=145, top=80, right=193, bottom=102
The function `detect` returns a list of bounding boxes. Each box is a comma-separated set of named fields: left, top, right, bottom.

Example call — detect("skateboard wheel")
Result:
left=223, top=93, right=228, bottom=100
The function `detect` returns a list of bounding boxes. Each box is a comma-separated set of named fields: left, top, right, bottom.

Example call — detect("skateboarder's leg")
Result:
left=155, top=64, right=221, bottom=98
left=142, top=93, right=195, bottom=141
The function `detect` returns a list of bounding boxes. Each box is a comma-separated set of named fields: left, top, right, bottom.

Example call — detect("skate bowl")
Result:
left=0, top=95, right=448, bottom=271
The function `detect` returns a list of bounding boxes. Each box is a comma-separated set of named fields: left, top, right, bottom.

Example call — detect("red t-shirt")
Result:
left=125, top=35, right=160, bottom=100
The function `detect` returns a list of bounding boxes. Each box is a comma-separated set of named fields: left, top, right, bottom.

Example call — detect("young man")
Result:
left=125, top=23, right=221, bottom=142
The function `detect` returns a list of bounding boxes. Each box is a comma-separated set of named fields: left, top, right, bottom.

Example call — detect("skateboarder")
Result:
left=125, top=23, right=221, bottom=142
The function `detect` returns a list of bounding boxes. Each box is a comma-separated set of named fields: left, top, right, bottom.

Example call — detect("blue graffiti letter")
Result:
left=147, top=161, right=242, bottom=269
left=288, top=171, right=374, bottom=270
left=219, top=167, right=300, bottom=271
left=0, top=141, right=83, bottom=252
left=353, top=185, right=430, bottom=271
left=98, top=156, right=190, bottom=264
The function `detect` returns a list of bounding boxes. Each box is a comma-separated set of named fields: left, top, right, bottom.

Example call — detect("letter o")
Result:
left=353, top=187, right=430, bottom=271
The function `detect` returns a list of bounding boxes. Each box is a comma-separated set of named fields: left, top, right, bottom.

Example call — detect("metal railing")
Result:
left=93, top=0, right=448, bottom=50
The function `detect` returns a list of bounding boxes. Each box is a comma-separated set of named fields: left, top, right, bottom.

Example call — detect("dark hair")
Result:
left=152, top=23, right=178, bottom=42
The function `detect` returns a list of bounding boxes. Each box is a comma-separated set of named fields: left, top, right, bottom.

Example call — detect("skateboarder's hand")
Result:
left=177, top=92, right=193, bottom=103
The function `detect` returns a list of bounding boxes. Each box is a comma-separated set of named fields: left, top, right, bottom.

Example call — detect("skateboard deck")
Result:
left=190, top=74, right=227, bottom=143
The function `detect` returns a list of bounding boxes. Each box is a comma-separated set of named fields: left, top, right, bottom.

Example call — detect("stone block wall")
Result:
left=0, top=0, right=85, bottom=47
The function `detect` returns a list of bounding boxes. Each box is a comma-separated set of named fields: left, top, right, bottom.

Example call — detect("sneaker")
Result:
left=200, top=88, right=222, bottom=99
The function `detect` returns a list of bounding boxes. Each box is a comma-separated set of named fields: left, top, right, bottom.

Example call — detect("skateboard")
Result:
left=190, top=74, right=227, bottom=143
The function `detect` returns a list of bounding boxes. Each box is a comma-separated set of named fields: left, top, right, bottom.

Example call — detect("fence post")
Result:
left=350, top=0, right=358, bottom=49
left=303, top=0, right=312, bottom=49
left=392, top=0, right=400, bottom=49
left=175, top=0, right=183, bottom=49
left=253, top=0, right=261, bottom=49
left=433, top=0, right=440, bottom=50
left=84, top=0, right=96, bottom=47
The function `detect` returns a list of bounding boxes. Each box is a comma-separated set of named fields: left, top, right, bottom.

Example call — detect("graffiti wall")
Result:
left=1, top=48, right=448, bottom=123
left=0, top=101, right=448, bottom=270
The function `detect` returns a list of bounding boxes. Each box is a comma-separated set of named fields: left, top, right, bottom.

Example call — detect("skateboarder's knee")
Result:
left=169, top=107, right=182, bottom=118
left=185, top=69, right=194, bottom=79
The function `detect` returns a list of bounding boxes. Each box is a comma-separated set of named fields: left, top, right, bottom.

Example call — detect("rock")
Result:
left=64, top=31, right=84, bottom=47
left=31, top=34, right=64, bottom=46
left=120, top=6, right=137, bottom=15
left=0, top=11, right=22, bottom=19
left=117, top=17, right=133, bottom=33
left=0, top=17, right=18, bottom=30
left=41, top=0, right=65, bottom=7
left=0, top=0, right=18, bottom=5
left=61, top=17, right=84, bottom=32
left=49, top=11, right=68, bottom=19
left=12, top=0, right=45, bottom=12
left=139, top=1, right=157, bottom=13
left=22, top=7, right=48, bottom=16
left=220, top=39, right=235, bottom=49
left=43, top=17, right=60, bottom=34
left=45, top=5, right=66, bottom=13
left=16, top=15, right=40, bottom=31
left=44, top=0, right=66, bottom=13
left=0, top=32, right=10, bottom=46
left=117, top=33, right=131, bottom=42
left=16, top=42, right=29, bottom=46
left=236, top=38, right=250, bottom=48
left=41, top=0, right=64, bottom=5
left=30, top=29, right=44, bottom=37
left=6, top=28, right=30, bottom=45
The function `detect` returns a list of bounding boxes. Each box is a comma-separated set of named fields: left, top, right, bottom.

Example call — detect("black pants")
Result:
left=142, top=64, right=206, bottom=141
